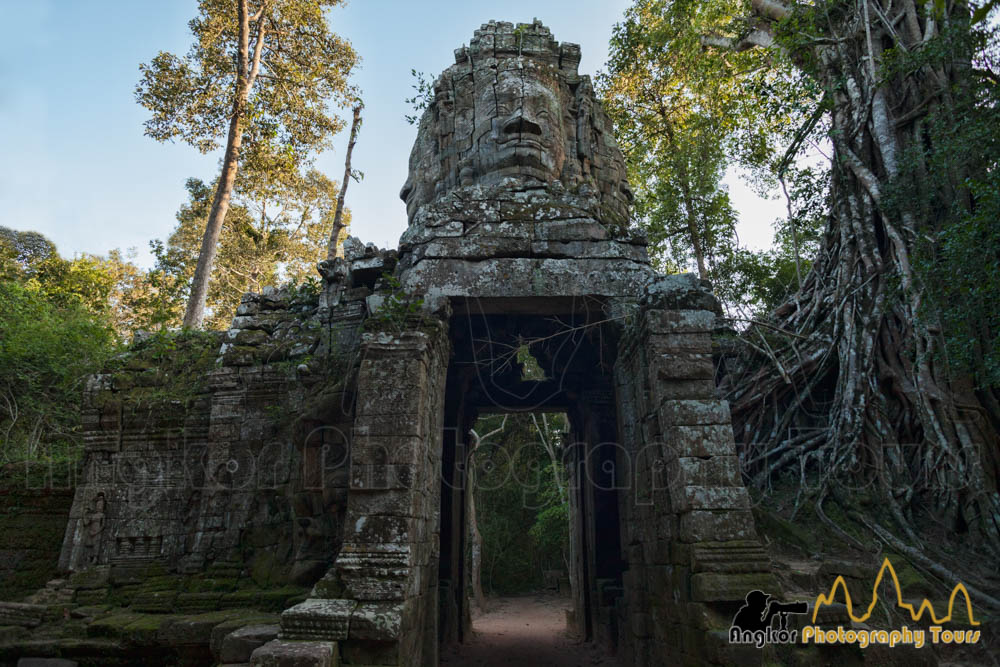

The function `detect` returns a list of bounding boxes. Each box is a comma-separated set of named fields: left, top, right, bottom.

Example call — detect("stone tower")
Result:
left=60, top=20, right=776, bottom=667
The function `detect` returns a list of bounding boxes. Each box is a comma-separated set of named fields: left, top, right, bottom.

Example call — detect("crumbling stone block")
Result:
left=250, top=639, right=337, bottom=667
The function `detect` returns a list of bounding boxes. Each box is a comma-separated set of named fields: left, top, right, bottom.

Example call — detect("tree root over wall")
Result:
left=715, top=0, right=1000, bottom=611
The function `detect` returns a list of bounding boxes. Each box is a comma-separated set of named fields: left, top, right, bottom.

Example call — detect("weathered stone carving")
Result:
left=399, top=20, right=632, bottom=226
left=48, top=19, right=776, bottom=667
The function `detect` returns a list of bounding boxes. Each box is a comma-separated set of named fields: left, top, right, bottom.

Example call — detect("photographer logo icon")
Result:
left=729, top=590, right=808, bottom=647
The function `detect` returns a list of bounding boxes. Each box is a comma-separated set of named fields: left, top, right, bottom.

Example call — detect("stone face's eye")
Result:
left=621, top=182, right=634, bottom=203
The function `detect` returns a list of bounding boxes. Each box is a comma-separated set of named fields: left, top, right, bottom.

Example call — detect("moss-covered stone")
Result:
left=173, top=592, right=222, bottom=614
left=0, top=624, right=29, bottom=643
left=87, top=612, right=147, bottom=639
left=255, top=586, right=309, bottom=612
left=157, top=609, right=255, bottom=646
left=218, top=590, right=261, bottom=609
left=0, top=463, right=76, bottom=602
left=185, top=577, right=238, bottom=593
left=208, top=612, right=279, bottom=658
left=130, top=590, right=178, bottom=614
left=250, top=551, right=287, bottom=588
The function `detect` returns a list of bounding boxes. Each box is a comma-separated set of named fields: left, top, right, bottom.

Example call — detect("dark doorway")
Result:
left=436, top=301, right=626, bottom=659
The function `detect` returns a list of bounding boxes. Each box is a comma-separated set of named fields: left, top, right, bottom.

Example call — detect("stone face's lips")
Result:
left=501, top=139, right=545, bottom=152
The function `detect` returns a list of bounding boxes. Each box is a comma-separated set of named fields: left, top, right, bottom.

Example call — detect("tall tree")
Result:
left=159, top=169, right=344, bottom=330
left=136, top=0, right=358, bottom=328
left=328, top=103, right=362, bottom=260
left=625, top=0, right=1000, bottom=568
left=601, top=0, right=818, bottom=292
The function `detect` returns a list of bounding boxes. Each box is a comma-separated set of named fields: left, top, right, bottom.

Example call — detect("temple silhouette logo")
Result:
left=801, top=556, right=982, bottom=648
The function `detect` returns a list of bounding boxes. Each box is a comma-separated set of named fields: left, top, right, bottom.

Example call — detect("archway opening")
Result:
left=437, top=302, right=626, bottom=663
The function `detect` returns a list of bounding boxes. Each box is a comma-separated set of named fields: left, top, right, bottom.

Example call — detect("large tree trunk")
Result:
left=183, top=109, right=245, bottom=329
left=327, top=104, right=363, bottom=260
left=468, top=474, right=486, bottom=612
left=183, top=0, right=266, bottom=328
left=718, top=0, right=1000, bottom=572
left=677, top=162, right=709, bottom=280
left=468, top=419, right=506, bottom=610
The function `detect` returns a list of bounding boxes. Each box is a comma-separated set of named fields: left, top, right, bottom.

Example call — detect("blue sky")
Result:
left=0, top=0, right=781, bottom=268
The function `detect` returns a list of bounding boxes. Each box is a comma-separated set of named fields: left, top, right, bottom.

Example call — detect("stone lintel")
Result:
left=399, top=257, right=655, bottom=301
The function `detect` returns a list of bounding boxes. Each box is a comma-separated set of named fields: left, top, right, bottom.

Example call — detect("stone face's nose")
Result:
left=502, top=114, right=543, bottom=138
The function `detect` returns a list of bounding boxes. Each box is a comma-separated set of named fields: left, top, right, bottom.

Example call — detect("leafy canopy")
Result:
left=0, top=229, right=122, bottom=463
left=601, top=0, right=826, bottom=314
left=153, top=169, right=344, bottom=330
left=136, top=0, right=359, bottom=184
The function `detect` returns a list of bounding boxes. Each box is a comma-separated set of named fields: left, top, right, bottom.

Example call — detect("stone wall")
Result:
left=47, top=18, right=781, bottom=666
left=280, top=323, right=451, bottom=667
left=58, top=266, right=377, bottom=609
left=614, top=297, right=776, bottom=666
left=0, top=463, right=76, bottom=601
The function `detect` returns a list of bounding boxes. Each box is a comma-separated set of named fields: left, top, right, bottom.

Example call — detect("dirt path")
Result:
left=440, top=594, right=619, bottom=667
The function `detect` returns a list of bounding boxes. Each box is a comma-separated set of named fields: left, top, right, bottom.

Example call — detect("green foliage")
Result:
left=108, top=329, right=222, bottom=405
left=516, top=345, right=547, bottom=381
left=883, top=21, right=1000, bottom=390
left=135, top=0, right=358, bottom=183
left=135, top=0, right=358, bottom=326
left=364, top=273, right=427, bottom=334
left=404, top=70, right=434, bottom=125
left=0, top=225, right=195, bottom=340
left=0, top=228, right=225, bottom=462
left=973, top=0, right=1000, bottom=24
left=152, top=170, right=344, bottom=330
left=713, top=166, right=828, bottom=315
left=601, top=0, right=826, bottom=311
left=473, top=413, right=569, bottom=594
left=0, top=280, right=117, bottom=463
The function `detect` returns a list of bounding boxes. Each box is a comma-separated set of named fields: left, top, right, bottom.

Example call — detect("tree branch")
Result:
left=751, top=0, right=793, bottom=21
left=701, top=29, right=777, bottom=51
left=245, top=1, right=270, bottom=91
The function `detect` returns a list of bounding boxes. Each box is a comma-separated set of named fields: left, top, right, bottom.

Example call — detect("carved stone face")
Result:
left=400, top=20, right=633, bottom=225
left=471, top=62, right=566, bottom=183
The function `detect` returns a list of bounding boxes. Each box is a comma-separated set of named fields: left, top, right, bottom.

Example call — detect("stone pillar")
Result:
left=278, top=326, right=449, bottom=667
left=616, top=307, right=777, bottom=666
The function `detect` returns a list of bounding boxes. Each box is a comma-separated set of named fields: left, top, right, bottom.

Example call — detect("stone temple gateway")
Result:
left=58, top=20, right=776, bottom=667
